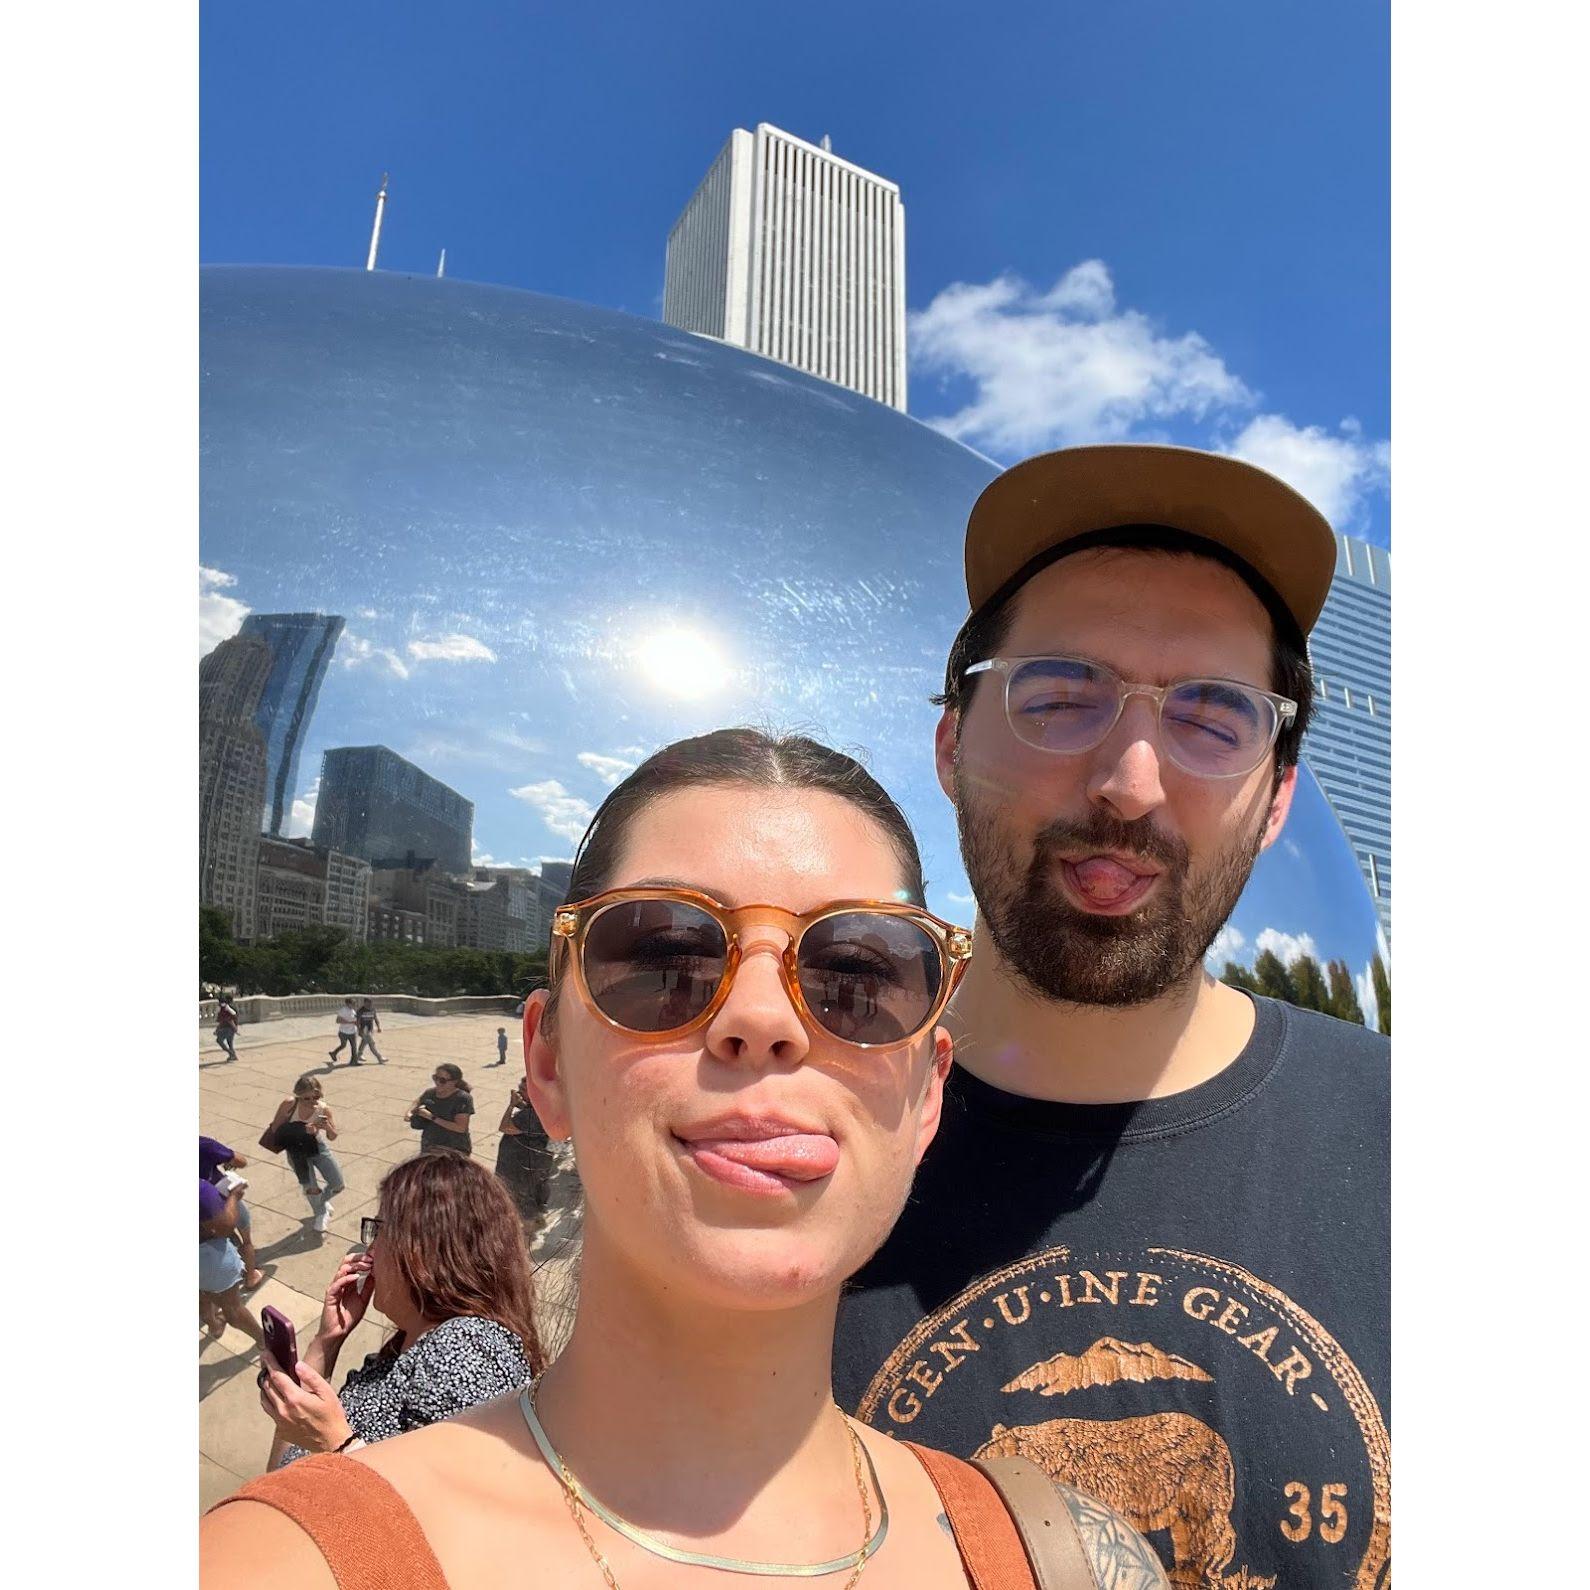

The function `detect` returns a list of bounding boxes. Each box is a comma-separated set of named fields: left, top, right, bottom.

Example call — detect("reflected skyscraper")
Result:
left=199, top=634, right=272, bottom=938
left=1301, top=536, right=1391, bottom=940
left=237, top=612, right=345, bottom=835
left=312, top=745, right=473, bottom=875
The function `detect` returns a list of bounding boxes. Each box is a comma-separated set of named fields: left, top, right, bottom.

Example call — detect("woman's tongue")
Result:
left=695, top=1134, right=840, bottom=1180
left=1069, top=856, right=1145, bottom=904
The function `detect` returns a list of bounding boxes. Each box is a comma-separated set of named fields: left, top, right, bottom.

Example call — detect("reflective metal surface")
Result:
left=201, top=266, right=1385, bottom=1024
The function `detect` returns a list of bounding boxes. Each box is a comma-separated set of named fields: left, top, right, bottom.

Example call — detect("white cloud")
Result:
left=577, top=750, right=641, bottom=788
left=199, top=566, right=250, bottom=654
left=288, top=778, right=319, bottom=839
left=1205, top=923, right=1248, bottom=968
left=1355, top=965, right=1380, bottom=1032
left=1255, top=927, right=1321, bottom=967
left=910, top=261, right=1251, bottom=456
left=340, top=634, right=411, bottom=680
left=355, top=607, right=379, bottom=620
left=1222, top=413, right=1391, bottom=532
left=509, top=780, right=595, bottom=845
left=407, top=633, right=497, bottom=664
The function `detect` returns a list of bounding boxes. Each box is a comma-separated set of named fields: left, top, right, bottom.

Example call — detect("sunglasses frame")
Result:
left=965, top=654, right=1297, bottom=779
left=359, top=1216, right=382, bottom=1246
left=550, top=886, right=973, bottom=1050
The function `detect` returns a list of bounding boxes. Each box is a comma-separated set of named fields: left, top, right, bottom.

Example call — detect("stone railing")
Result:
left=199, top=993, right=521, bottom=1025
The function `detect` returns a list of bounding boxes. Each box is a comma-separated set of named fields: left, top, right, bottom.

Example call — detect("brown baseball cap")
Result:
left=964, top=444, right=1338, bottom=637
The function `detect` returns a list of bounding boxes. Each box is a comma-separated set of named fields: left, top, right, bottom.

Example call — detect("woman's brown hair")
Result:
left=375, top=1153, right=543, bottom=1373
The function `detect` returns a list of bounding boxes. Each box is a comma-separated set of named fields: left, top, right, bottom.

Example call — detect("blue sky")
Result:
left=202, top=1, right=1389, bottom=544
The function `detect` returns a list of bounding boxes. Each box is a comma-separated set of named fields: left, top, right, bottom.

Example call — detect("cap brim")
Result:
left=965, top=445, right=1338, bottom=635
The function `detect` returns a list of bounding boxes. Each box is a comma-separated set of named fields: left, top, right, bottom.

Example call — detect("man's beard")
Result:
left=955, top=777, right=1268, bottom=1007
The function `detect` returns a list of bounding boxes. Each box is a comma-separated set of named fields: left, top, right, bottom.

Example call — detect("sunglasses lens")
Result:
left=797, top=912, right=943, bottom=1045
left=582, top=899, right=729, bottom=1033
left=1162, top=680, right=1275, bottom=776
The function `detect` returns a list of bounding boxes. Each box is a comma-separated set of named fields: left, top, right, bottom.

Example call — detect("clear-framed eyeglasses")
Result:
left=965, top=654, right=1297, bottom=779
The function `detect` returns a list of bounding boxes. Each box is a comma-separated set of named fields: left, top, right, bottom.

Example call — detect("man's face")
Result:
left=937, top=547, right=1296, bottom=1006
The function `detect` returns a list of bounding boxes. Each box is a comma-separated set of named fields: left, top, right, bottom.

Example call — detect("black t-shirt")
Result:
left=416, top=1088, right=475, bottom=1154
left=834, top=995, right=1389, bottom=1590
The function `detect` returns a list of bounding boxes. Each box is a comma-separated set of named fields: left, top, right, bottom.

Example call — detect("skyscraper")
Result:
left=198, top=634, right=273, bottom=938
left=237, top=612, right=346, bottom=836
left=312, top=745, right=473, bottom=875
left=1301, top=535, right=1391, bottom=941
left=664, top=124, right=907, bottom=410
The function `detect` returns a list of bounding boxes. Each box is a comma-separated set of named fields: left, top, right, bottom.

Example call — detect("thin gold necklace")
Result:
left=521, top=1384, right=885, bottom=1588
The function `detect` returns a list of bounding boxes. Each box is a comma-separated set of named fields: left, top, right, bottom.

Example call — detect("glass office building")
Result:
left=1301, top=535, right=1391, bottom=941
left=312, top=745, right=473, bottom=875
left=237, top=612, right=346, bottom=836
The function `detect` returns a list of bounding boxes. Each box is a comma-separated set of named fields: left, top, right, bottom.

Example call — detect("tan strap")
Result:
left=208, top=1454, right=449, bottom=1589
left=905, top=1442, right=1038, bottom=1589
left=973, top=1455, right=1101, bottom=1590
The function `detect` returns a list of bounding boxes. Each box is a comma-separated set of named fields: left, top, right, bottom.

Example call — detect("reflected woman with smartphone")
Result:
left=257, top=1152, right=541, bottom=1471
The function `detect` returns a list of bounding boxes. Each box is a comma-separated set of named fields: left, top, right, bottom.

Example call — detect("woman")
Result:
left=214, top=997, right=240, bottom=1063
left=199, top=1177, right=263, bottom=1346
left=258, top=1153, right=540, bottom=1472
left=264, top=1074, right=346, bottom=1234
left=408, top=1063, right=475, bottom=1156
left=495, top=1078, right=554, bottom=1227
left=205, top=730, right=1165, bottom=1589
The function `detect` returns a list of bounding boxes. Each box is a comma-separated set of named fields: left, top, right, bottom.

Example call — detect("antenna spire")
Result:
left=365, top=172, right=389, bottom=271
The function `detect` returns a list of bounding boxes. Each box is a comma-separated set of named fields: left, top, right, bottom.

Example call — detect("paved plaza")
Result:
left=198, top=1009, right=581, bottom=1512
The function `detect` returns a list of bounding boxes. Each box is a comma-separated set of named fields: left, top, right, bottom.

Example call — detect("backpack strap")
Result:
left=904, top=1443, right=1100, bottom=1590
left=972, top=1455, right=1101, bottom=1590
left=905, top=1442, right=1037, bottom=1589
left=208, top=1454, right=449, bottom=1589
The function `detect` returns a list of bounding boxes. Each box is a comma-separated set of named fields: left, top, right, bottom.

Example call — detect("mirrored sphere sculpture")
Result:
left=201, top=266, right=1386, bottom=1025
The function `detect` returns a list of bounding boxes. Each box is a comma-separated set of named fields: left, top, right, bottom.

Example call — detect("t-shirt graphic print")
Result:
left=833, top=996, right=1390, bottom=1590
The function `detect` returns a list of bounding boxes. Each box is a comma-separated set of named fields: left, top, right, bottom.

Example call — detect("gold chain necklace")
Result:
left=521, top=1385, right=883, bottom=1588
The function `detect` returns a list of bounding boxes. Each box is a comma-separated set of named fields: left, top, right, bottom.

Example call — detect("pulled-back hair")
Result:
left=565, top=728, right=926, bottom=905
left=433, top=1062, right=470, bottom=1094
left=375, top=1152, right=542, bottom=1371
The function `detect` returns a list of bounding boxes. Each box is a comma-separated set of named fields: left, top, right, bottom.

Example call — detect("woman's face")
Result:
left=296, top=1082, right=323, bottom=1106
left=524, top=786, right=952, bottom=1313
left=432, top=1072, right=458, bottom=1097
left=367, top=1211, right=402, bottom=1319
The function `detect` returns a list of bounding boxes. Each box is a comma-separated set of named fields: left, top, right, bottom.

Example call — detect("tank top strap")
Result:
left=208, top=1453, right=449, bottom=1589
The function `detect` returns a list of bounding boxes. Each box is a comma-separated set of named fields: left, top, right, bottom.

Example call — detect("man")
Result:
left=834, top=446, right=1389, bottom=1590
left=354, top=996, right=385, bottom=1065
left=214, top=996, right=240, bottom=1063
left=328, top=997, right=359, bottom=1065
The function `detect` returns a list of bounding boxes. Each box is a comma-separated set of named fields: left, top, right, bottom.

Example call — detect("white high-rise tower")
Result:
left=664, top=125, right=907, bottom=411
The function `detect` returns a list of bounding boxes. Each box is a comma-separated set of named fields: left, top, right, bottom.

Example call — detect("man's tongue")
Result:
left=1070, top=856, right=1144, bottom=904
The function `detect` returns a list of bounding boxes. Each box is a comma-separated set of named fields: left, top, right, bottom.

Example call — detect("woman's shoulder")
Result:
left=414, top=1315, right=529, bottom=1370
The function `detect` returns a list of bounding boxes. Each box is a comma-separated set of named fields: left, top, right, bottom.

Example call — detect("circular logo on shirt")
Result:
left=855, top=1244, right=1389, bottom=1589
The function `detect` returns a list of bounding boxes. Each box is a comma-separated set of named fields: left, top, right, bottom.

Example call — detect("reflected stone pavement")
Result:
left=197, top=1013, right=581, bottom=1511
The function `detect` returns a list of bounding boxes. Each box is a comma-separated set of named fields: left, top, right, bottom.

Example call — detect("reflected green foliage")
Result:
left=199, top=910, right=547, bottom=998
left=1370, top=952, right=1391, bottom=1035
left=1223, top=949, right=1386, bottom=1030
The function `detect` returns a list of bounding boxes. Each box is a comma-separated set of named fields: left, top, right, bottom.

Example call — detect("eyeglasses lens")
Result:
left=1160, top=680, right=1274, bottom=776
left=797, top=912, right=942, bottom=1044
left=1006, top=660, right=1276, bottom=776
left=583, top=899, right=730, bottom=1032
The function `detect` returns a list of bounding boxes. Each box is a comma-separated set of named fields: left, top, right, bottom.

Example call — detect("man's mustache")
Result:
left=1028, top=813, right=1189, bottom=879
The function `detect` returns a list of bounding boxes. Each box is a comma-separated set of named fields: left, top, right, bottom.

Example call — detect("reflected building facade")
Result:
left=199, top=634, right=272, bottom=938
left=312, top=746, right=473, bottom=875
left=664, top=124, right=906, bottom=409
left=1301, top=535, right=1391, bottom=940
left=237, top=612, right=346, bottom=836
left=256, top=836, right=372, bottom=942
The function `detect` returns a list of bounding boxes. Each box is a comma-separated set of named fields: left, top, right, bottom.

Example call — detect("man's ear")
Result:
left=913, top=1027, right=955, bottom=1167
left=1259, top=763, right=1299, bottom=853
left=934, top=707, right=959, bottom=803
left=523, top=989, right=572, bottom=1141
